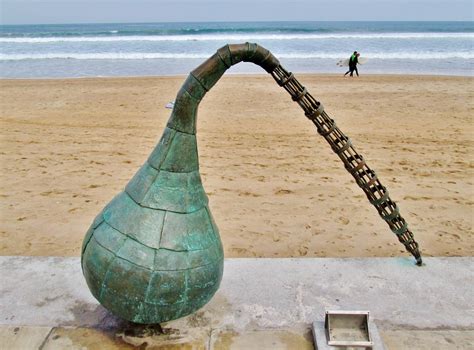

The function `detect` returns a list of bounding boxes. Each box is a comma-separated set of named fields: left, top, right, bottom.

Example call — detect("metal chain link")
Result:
left=271, top=65, right=422, bottom=265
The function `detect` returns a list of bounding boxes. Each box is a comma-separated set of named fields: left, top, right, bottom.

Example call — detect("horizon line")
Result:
left=1, top=19, right=472, bottom=26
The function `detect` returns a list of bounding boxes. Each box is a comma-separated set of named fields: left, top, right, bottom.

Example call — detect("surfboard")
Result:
left=336, top=58, right=350, bottom=67
left=337, top=57, right=368, bottom=67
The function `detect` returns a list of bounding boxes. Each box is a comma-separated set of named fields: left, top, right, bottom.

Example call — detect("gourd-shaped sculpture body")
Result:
left=81, top=43, right=280, bottom=324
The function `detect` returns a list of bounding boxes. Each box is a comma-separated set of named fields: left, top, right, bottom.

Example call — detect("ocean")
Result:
left=0, top=21, right=473, bottom=78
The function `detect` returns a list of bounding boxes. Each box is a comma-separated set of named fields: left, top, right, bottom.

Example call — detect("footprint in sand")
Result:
left=337, top=217, right=350, bottom=225
left=274, top=188, right=293, bottom=195
left=230, top=247, right=247, bottom=255
left=88, top=184, right=102, bottom=189
left=238, top=191, right=261, bottom=197
left=298, top=246, right=309, bottom=256
left=40, top=190, right=65, bottom=196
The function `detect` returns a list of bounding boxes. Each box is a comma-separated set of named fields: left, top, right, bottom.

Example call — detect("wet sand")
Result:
left=0, top=74, right=472, bottom=257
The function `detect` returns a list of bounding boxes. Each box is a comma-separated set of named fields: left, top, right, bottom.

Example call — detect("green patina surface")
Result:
left=82, top=43, right=279, bottom=324
left=81, top=123, right=224, bottom=324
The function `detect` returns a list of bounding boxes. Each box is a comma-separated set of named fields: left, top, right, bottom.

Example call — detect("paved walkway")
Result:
left=1, top=257, right=473, bottom=349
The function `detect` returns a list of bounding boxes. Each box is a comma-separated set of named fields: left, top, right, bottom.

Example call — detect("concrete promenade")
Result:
left=1, top=256, right=473, bottom=349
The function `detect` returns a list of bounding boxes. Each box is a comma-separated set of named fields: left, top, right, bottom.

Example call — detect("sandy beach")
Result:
left=0, top=74, right=472, bottom=258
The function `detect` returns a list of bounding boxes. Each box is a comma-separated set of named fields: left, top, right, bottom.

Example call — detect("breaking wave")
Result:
left=1, top=32, right=473, bottom=43
left=2, top=51, right=473, bottom=60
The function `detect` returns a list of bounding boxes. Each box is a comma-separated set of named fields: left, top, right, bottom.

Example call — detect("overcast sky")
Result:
left=1, top=0, right=473, bottom=25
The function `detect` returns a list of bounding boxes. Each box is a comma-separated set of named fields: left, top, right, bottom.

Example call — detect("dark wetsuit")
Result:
left=344, top=54, right=359, bottom=77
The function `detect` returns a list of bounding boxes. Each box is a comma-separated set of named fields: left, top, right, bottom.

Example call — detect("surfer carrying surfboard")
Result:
left=344, top=51, right=360, bottom=77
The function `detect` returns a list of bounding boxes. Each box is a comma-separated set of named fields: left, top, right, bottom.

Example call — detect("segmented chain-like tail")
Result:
left=271, top=65, right=422, bottom=265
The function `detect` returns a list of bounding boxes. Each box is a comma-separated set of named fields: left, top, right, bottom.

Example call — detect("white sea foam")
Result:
left=1, top=51, right=473, bottom=60
left=0, top=53, right=210, bottom=60
left=1, top=32, right=473, bottom=43
left=2, top=22, right=471, bottom=77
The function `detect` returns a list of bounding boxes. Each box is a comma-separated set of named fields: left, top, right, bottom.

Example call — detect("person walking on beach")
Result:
left=344, top=51, right=360, bottom=77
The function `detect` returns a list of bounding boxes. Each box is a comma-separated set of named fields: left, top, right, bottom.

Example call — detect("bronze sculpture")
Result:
left=81, top=43, right=422, bottom=325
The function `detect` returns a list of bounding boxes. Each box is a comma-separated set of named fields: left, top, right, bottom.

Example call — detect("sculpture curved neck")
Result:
left=167, top=43, right=280, bottom=135
left=166, top=42, right=422, bottom=265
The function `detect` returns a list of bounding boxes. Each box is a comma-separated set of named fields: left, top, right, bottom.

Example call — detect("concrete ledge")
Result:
left=1, top=257, right=473, bottom=349
left=1, top=257, right=473, bottom=329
